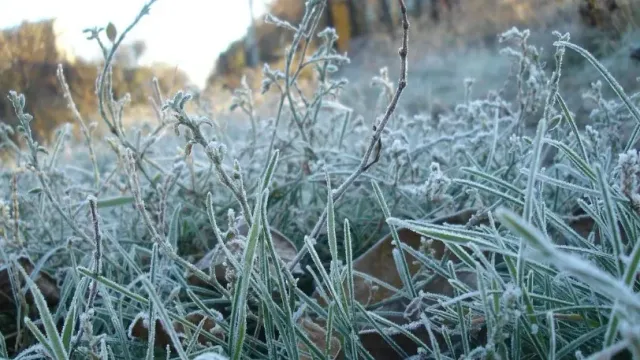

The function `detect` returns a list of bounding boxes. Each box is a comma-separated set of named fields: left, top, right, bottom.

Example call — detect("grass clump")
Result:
left=1, top=0, right=640, bottom=359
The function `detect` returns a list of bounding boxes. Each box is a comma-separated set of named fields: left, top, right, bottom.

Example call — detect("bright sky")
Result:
left=0, top=0, right=271, bottom=89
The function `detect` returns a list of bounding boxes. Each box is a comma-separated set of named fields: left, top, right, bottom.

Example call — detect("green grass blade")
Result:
left=24, top=318, right=55, bottom=358
left=228, top=189, right=265, bottom=360
left=16, top=263, right=68, bottom=360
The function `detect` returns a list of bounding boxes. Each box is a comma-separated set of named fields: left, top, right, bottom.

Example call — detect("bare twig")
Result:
left=288, top=0, right=410, bottom=272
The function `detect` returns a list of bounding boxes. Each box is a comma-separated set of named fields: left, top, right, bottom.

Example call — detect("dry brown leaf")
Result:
left=566, top=209, right=630, bottom=246
left=0, top=255, right=60, bottom=311
left=311, top=209, right=482, bottom=358
left=236, top=221, right=303, bottom=275
left=356, top=314, right=486, bottom=359
left=297, top=317, right=341, bottom=360
left=128, top=310, right=223, bottom=350
left=310, top=207, right=619, bottom=358
left=314, top=209, right=480, bottom=308
left=188, top=221, right=302, bottom=288
left=317, top=206, right=615, bottom=311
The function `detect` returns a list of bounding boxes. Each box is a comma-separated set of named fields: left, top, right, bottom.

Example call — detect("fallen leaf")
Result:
left=356, top=314, right=486, bottom=359
left=317, top=206, right=618, bottom=357
left=0, top=255, right=60, bottom=311
left=188, top=221, right=303, bottom=288
left=297, top=317, right=341, bottom=360
left=311, top=208, right=483, bottom=358
left=236, top=220, right=304, bottom=275
left=566, top=208, right=629, bottom=246
left=128, top=310, right=223, bottom=350
left=314, top=208, right=480, bottom=308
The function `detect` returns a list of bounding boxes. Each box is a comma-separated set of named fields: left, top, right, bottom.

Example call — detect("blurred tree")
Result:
left=246, top=0, right=260, bottom=67
left=0, top=20, right=189, bottom=143
left=0, top=19, right=68, bottom=142
left=204, top=0, right=468, bottom=94
left=328, top=0, right=353, bottom=53
left=0, top=19, right=60, bottom=64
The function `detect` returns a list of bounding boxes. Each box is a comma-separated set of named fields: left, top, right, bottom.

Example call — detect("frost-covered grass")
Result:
left=1, top=0, right=640, bottom=359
